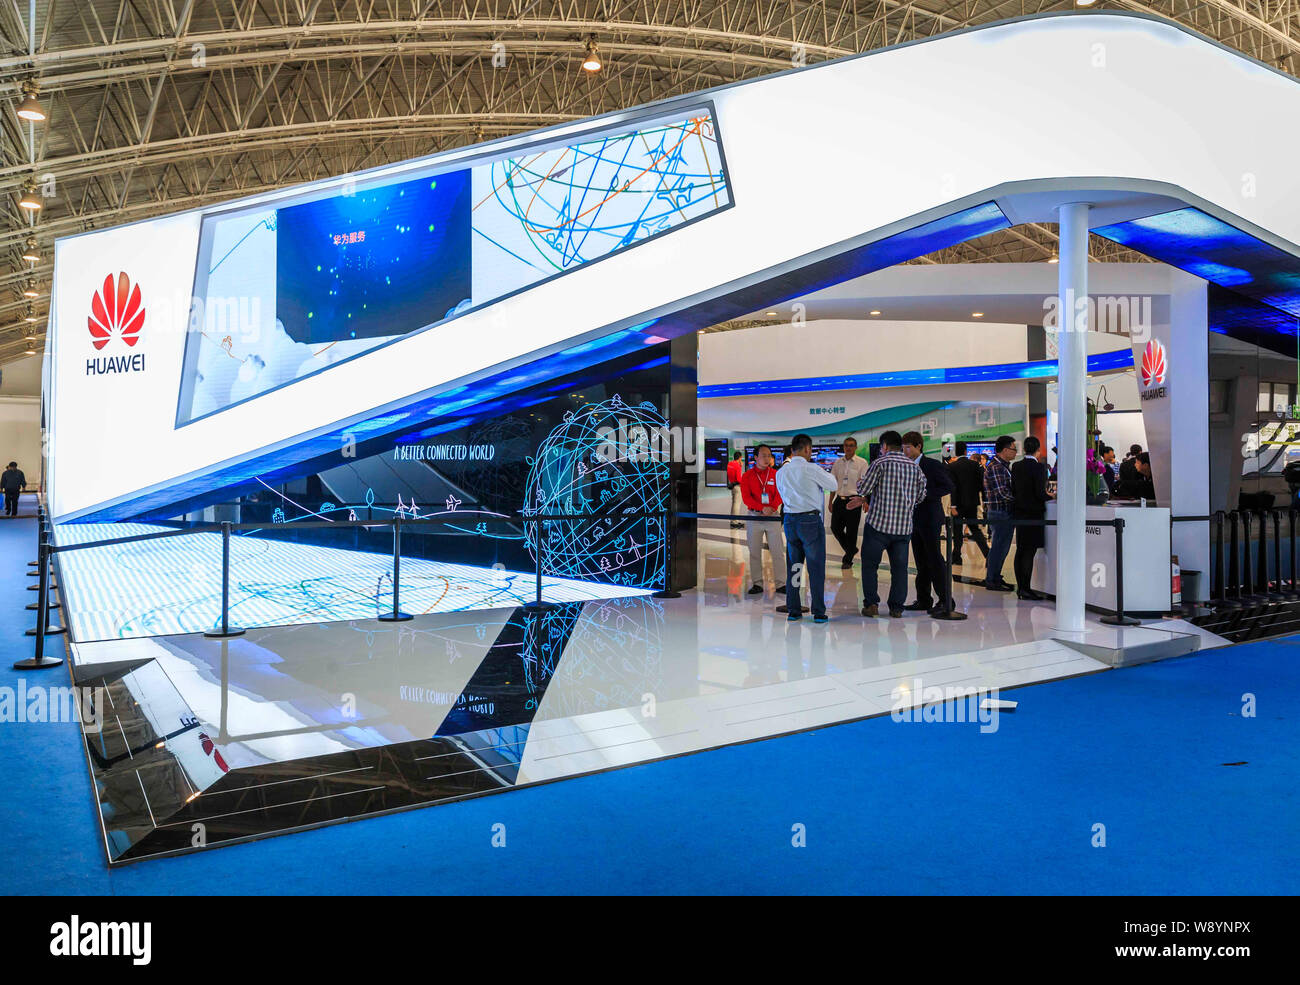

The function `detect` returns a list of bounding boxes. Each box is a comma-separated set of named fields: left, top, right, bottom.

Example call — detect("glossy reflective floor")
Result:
left=65, top=524, right=1222, bottom=863
left=52, top=522, right=649, bottom=641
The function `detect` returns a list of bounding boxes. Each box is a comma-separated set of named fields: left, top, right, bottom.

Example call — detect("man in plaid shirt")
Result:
left=981, top=435, right=1018, bottom=592
left=845, top=430, right=926, bottom=617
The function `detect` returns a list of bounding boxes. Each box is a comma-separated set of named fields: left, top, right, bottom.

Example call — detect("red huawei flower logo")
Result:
left=1140, top=338, right=1166, bottom=388
left=88, top=272, right=144, bottom=350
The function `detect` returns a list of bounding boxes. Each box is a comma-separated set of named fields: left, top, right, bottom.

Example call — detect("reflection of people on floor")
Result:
left=830, top=437, right=869, bottom=568
left=1011, top=435, right=1053, bottom=600
left=727, top=451, right=745, bottom=528
left=775, top=433, right=838, bottom=622
left=947, top=442, right=990, bottom=564
left=982, top=436, right=1018, bottom=592
left=849, top=429, right=926, bottom=618
left=740, top=444, right=786, bottom=595
left=902, top=431, right=956, bottom=614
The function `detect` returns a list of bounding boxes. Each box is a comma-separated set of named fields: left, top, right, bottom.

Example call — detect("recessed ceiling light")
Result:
left=972, top=312, right=984, bottom=318
left=765, top=311, right=777, bottom=316
left=869, top=310, right=881, bottom=316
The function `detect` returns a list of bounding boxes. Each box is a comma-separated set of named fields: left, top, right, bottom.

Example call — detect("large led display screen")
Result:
left=176, top=107, right=730, bottom=424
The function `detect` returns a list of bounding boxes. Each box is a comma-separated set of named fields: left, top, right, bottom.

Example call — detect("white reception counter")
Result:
left=1032, top=502, right=1172, bottom=615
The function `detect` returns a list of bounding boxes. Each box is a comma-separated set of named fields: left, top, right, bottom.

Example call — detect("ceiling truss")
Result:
left=4, top=0, right=1297, bottom=360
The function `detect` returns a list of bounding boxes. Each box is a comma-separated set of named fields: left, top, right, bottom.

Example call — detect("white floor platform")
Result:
left=51, top=522, right=650, bottom=642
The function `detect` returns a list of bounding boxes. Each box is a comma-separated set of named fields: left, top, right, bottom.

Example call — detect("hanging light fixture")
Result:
left=582, top=38, right=602, bottom=73
left=21, top=237, right=39, bottom=263
left=16, top=80, right=46, bottom=122
left=18, top=181, right=41, bottom=211
left=24, top=304, right=39, bottom=322
left=22, top=278, right=39, bottom=298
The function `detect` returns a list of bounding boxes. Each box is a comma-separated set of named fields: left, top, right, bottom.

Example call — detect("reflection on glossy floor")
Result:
left=66, top=525, right=1219, bottom=863
left=52, top=522, right=649, bottom=642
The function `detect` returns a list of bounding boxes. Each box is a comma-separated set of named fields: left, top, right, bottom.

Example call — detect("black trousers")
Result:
left=952, top=506, right=989, bottom=558
left=3, top=490, right=18, bottom=516
left=830, top=496, right=862, bottom=558
left=911, top=514, right=948, bottom=608
left=1013, top=520, right=1045, bottom=591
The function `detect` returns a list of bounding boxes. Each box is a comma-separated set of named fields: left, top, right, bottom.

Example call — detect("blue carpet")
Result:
left=2, top=509, right=1296, bottom=894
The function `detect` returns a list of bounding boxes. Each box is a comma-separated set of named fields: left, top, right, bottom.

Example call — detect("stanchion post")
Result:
left=522, top=515, right=558, bottom=612
left=1213, top=511, right=1239, bottom=609
left=1274, top=510, right=1295, bottom=599
left=1291, top=509, right=1298, bottom=597
left=1241, top=510, right=1256, bottom=599
left=204, top=521, right=246, bottom=637
left=14, top=537, right=64, bottom=668
left=653, top=505, right=682, bottom=600
left=377, top=515, right=413, bottom=621
left=1101, top=518, right=1140, bottom=626
left=1258, top=509, right=1281, bottom=599
left=931, top=515, right=967, bottom=621
left=1228, top=511, right=1242, bottom=602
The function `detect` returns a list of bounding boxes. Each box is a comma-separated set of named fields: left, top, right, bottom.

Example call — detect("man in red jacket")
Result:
left=726, top=451, right=745, bottom=528
left=740, top=444, right=786, bottom=595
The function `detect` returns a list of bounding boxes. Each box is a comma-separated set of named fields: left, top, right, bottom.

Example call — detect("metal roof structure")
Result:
left=4, top=1, right=1296, bottom=359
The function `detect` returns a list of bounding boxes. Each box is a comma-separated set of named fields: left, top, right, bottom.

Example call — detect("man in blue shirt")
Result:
left=775, top=433, right=838, bottom=623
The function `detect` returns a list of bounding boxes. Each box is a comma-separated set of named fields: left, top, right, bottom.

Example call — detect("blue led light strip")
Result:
left=698, top=348, right=1134, bottom=399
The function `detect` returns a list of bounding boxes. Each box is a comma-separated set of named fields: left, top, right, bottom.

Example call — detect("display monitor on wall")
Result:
left=963, top=441, right=996, bottom=458
left=175, top=105, right=732, bottom=426
left=744, top=444, right=787, bottom=470
left=704, top=438, right=730, bottom=487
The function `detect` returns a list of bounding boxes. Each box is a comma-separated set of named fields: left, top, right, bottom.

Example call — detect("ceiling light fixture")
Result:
left=972, top=312, right=985, bottom=318
left=22, top=279, right=38, bottom=298
left=582, top=38, right=602, bottom=73
left=21, top=237, right=39, bottom=263
left=18, top=181, right=41, bottom=211
left=16, top=80, right=45, bottom=123
left=869, top=310, right=881, bottom=316
left=24, top=304, right=39, bottom=322
left=1047, top=254, right=1059, bottom=264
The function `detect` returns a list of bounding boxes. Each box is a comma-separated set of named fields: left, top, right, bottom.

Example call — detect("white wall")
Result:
left=0, top=356, right=42, bottom=488
left=0, top=397, right=41, bottom=489
left=700, top=319, right=1027, bottom=384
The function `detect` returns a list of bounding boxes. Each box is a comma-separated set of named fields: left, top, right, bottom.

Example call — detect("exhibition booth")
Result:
left=27, top=12, right=1300, bottom=862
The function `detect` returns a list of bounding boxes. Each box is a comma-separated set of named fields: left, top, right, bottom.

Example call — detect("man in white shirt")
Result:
left=829, top=436, right=869, bottom=569
left=775, top=433, right=839, bottom=623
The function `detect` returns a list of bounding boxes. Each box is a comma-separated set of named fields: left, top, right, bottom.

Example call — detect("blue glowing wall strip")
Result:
left=698, top=349, right=1134, bottom=399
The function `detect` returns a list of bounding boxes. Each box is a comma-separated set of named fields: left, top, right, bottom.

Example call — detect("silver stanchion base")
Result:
left=521, top=601, right=559, bottom=611
left=204, top=626, right=247, bottom=638
left=13, top=655, right=63, bottom=670
left=652, top=589, right=683, bottom=599
left=1099, top=613, right=1140, bottom=626
left=376, top=612, right=413, bottom=622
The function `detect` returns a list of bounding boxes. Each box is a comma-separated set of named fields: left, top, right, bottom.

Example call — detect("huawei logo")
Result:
left=1140, top=338, right=1167, bottom=388
left=88, top=272, right=144, bottom=350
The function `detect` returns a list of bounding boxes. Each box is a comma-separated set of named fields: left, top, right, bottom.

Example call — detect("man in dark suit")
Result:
left=946, top=441, right=989, bottom=565
left=1011, top=436, right=1052, bottom=600
left=901, top=431, right=956, bottom=614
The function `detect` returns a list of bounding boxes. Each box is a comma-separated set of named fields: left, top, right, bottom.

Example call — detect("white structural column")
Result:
left=1055, top=203, right=1090, bottom=633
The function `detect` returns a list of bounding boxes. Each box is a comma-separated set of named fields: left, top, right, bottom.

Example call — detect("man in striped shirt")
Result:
left=845, top=430, right=926, bottom=617
left=982, top=435, right=1018, bottom=592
